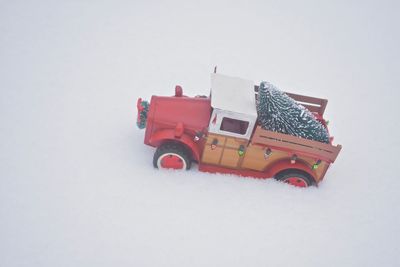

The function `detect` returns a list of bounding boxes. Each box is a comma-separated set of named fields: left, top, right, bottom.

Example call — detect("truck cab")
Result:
left=201, top=74, right=257, bottom=168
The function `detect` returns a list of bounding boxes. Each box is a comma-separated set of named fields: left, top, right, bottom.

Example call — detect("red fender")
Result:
left=149, top=129, right=201, bottom=161
left=266, top=159, right=316, bottom=182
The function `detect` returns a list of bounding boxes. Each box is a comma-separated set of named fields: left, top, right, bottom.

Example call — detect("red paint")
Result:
left=267, top=160, right=316, bottom=183
left=199, top=163, right=271, bottom=179
left=160, top=154, right=184, bottom=169
left=149, top=129, right=201, bottom=162
left=283, top=177, right=307, bottom=187
left=175, top=122, right=184, bottom=138
left=144, top=94, right=211, bottom=148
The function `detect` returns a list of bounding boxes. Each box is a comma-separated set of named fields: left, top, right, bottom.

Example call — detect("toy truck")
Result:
left=136, top=73, right=341, bottom=187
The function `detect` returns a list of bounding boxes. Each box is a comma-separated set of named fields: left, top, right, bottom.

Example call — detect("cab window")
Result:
left=220, top=117, right=249, bottom=135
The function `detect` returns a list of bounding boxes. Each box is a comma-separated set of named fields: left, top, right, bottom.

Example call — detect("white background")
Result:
left=1, top=0, right=399, bottom=266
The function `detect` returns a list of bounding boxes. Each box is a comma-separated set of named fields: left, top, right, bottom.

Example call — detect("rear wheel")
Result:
left=153, top=142, right=191, bottom=170
left=275, top=170, right=314, bottom=187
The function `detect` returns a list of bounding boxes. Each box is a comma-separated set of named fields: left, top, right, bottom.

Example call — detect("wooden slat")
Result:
left=251, top=126, right=342, bottom=163
left=285, top=92, right=328, bottom=116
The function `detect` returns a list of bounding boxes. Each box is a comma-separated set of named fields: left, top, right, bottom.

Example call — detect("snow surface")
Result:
left=1, top=1, right=400, bottom=266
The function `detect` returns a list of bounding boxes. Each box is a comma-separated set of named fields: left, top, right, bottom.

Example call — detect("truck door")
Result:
left=201, top=133, right=226, bottom=165
left=201, top=110, right=253, bottom=169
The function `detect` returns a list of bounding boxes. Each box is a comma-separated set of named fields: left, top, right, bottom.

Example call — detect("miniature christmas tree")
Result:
left=256, top=81, right=330, bottom=143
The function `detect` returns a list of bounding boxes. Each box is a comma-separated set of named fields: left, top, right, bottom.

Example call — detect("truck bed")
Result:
left=253, top=84, right=340, bottom=163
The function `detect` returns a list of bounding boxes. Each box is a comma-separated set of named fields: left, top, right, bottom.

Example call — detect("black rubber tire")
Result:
left=275, top=169, right=315, bottom=187
left=153, top=142, right=192, bottom=170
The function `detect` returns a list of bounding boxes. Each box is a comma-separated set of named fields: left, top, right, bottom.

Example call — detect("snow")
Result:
left=1, top=1, right=400, bottom=266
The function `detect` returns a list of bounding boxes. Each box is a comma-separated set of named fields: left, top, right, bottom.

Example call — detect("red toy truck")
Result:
left=137, top=73, right=341, bottom=187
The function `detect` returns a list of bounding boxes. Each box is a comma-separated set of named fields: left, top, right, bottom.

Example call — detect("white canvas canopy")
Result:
left=209, top=73, right=258, bottom=140
left=210, top=73, right=257, bottom=116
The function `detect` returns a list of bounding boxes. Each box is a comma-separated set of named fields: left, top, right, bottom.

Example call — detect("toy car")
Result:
left=136, top=73, right=341, bottom=187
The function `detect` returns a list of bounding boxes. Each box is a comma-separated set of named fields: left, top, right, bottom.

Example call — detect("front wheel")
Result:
left=275, top=170, right=315, bottom=187
left=153, top=142, right=191, bottom=170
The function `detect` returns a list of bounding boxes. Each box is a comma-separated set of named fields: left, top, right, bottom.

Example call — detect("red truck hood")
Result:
left=144, top=95, right=212, bottom=145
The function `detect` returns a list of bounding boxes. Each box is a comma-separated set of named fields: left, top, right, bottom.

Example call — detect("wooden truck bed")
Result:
left=251, top=126, right=342, bottom=163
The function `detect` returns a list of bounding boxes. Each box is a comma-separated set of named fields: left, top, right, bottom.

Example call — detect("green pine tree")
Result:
left=256, top=81, right=330, bottom=143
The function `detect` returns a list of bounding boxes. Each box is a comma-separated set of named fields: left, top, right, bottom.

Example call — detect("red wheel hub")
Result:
left=284, top=177, right=308, bottom=187
left=160, top=154, right=185, bottom=169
